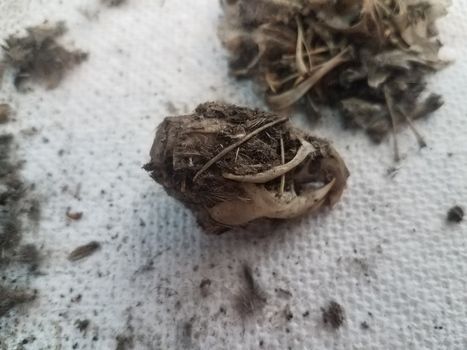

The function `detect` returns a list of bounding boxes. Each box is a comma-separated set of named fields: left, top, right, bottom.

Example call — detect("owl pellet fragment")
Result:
left=219, top=0, right=450, bottom=159
left=144, top=102, right=349, bottom=233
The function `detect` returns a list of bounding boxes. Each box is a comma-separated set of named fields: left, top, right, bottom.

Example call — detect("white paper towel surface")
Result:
left=0, top=0, right=466, bottom=349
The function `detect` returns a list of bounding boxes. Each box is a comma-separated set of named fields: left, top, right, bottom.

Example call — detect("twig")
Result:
left=279, top=135, right=286, bottom=195
left=397, top=106, right=427, bottom=148
left=384, top=87, right=400, bottom=162
left=193, top=116, right=289, bottom=182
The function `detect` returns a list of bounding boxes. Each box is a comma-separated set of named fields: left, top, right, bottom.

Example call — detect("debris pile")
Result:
left=220, top=0, right=450, bottom=159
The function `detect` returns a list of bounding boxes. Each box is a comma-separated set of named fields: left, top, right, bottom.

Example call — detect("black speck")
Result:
left=361, top=321, right=370, bottom=330
left=75, top=319, right=90, bottom=334
left=116, top=335, right=134, bottom=350
left=447, top=206, right=464, bottom=223
left=199, top=278, right=212, bottom=298
left=284, top=305, right=293, bottom=321
left=322, top=301, right=345, bottom=329
left=71, top=294, right=82, bottom=303
left=275, top=288, right=292, bottom=299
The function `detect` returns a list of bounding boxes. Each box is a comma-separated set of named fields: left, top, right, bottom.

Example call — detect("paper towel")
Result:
left=0, top=0, right=466, bottom=349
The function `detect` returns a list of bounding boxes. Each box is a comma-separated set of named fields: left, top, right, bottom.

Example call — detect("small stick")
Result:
left=298, top=17, right=314, bottom=70
left=223, top=141, right=315, bottom=183
left=384, top=87, right=400, bottom=162
left=295, top=16, right=308, bottom=74
left=279, top=135, right=286, bottom=195
left=235, top=147, right=240, bottom=163
left=193, top=116, right=289, bottom=182
left=397, top=107, right=427, bottom=148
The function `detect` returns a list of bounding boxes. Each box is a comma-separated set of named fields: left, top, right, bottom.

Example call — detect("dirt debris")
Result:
left=447, top=205, right=464, bottom=223
left=284, top=304, right=294, bottom=321
left=234, top=264, right=267, bottom=318
left=219, top=0, right=450, bottom=160
left=75, top=319, right=90, bottom=334
left=115, top=335, right=134, bottom=350
left=0, top=287, right=36, bottom=318
left=102, top=0, right=127, bottom=7
left=0, top=104, right=11, bottom=124
left=68, top=241, right=101, bottom=261
left=322, top=300, right=345, bottom=329
left=275, top=287, right=293, bottom=299
left=66, top=209, right=83, bottom=221
left=0, top=133, right=40, bottom=318
left=144, top=102, right=349, bottom=233
left=199, top=278, right=212, bottom=298
left=1, top=21, right=88, bottom=90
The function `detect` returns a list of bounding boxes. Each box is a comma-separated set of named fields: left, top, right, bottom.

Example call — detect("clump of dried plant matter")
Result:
left=220, top=0, right=450, bottom=160
left=144, top=102, right=349, bottom=233
left=1, top=22, right=88, bottom=90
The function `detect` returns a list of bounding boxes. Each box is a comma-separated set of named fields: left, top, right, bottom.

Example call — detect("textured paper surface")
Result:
left=0, top=0, right=466, bottom=349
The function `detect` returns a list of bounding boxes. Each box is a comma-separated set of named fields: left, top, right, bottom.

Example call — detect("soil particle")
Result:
left=199, top=278, right=212, bottom=298
left=102, top=0, right=127, bottom=7
left=361, top=321, right=370, bottom=330
left=115, top=335, right=134, bottom=350
left=75, top=319, right=90, bottom=334
left=66, top=209, right=83, bottom=221
left=447, top=206, right=464, bottom=223
left=322, top=301, right=345, bottom=329
left=284, top=305, right=293, bottom=321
